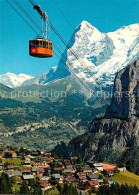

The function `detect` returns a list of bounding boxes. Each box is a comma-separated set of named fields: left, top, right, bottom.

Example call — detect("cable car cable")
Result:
left=6, top=0, right=39, bottom=36
left=52, top=0, right=74, bottom=30
left=12, top=0, right=42, bottom=32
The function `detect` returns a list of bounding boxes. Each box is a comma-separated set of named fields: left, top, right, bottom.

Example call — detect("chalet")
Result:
left=22, top=168, right=31, bottom=171
left=44, top=152, right=51, bottom=157
left=12, top=171, right=22, bottom=178
left=83, top=167, right=93, bottom=175
left=25, top=155, right=35, bottom=161
left=65, top=176, right=77, bottom=183
left=46, top=157, right=54, bottom=163
left=88, top=179, right=99, bottom=187
left=3, top=170, right=13, bottom=177
left=117, top=167, right=127, bottom=172
left=31, top=151, right=39, bottom=156
left=40, top=176, right=51, bottom=181
left=39, top=180, right=52, bottom=191
left=22, top=170, right=31, bottom=175
left=23, top=161, right=31, bottom=167
left=34, top=160, right=49, bottom=168
left=37, top=174, right=43, bottom=181
left=64, top=173, right=73, bottom=178
left=52, top=173, right=61, bottom=180
left=51, top=173, right=64, bottom=183
left=66, top=165, right=73, bottom=169
left=23, top=175, right=34, bottom=183
left=108, top=180, right=115, bottom=186
left=103, top=163, right=117, bottom=172
left=97, top=179, right=104, bottom=185
left=86, top=160, right=94, bottom=167
left=54, top=167, right=63, bottom=171
left=88, top=174, right=99, bottom=180
left=64, top=159, right=71, bottom=166
left=66, top=165, right=76, bottom=173
left=93, top=163, right=103, bottom=171
left=31, top=167, right=37, bottom=175
left=7, top=165, right=15, bottom=171
left=78, top=176, right=87, bottom=183
left=63, top=168, right=74, bottom=174
left=76, top=172, right=86, bottom=177
left=103, top=169, right=115, bottom=177
left=37, top=168, right=45, bottom=176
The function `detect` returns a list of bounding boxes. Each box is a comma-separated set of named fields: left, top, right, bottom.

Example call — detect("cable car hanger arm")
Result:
left=29, top=0, right=47, bottom=20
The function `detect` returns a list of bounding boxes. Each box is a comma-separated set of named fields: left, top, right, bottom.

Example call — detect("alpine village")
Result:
left=0, top=0, right=139, bottom=194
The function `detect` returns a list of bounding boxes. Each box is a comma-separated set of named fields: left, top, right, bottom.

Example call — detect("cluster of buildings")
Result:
left=0, top=145, right=126, bottom=193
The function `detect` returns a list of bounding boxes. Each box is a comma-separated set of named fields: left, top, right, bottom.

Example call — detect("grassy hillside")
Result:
left=0, top=76, right=108, bottom=150
left=111, top=171, right=139, bottom=187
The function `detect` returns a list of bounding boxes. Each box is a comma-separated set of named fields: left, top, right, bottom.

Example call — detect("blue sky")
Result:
left=0, top=0, right=138, bottom=76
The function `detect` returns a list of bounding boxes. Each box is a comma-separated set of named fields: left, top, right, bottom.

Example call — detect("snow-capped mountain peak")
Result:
left=0, top=72, right=34, bottom=88
left=54, top=21, right=139, bottom=86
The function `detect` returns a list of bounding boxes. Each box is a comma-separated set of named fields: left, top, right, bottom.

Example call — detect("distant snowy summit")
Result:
left=0, top=72, right=34, bottom=88
left=0, top=21, right=139, bottom=88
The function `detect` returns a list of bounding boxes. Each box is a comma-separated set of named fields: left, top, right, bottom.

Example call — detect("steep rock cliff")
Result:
left=69, top=58, right=139, bottom=174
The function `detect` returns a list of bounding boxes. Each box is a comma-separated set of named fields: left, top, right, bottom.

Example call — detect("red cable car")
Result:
left=29, top=38, right=53, bottom=58
left=29, top=3, right=53, bottom=58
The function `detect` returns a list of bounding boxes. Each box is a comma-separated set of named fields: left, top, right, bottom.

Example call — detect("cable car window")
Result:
left=40, top=41, right=42, bottom=48
left=48, top=43, right=51, bottom=49
left=43, top=41, right=46, bottom=48
left=46, top=42, right=48, bottom=49
left=30, top=41, right=32, bottom=47
left=32, top=41, right=36, bottom=48
left=36, top=41, right=39, bottom=47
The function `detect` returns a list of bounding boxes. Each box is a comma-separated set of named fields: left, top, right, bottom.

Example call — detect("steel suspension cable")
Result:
left=13, top=0, right=42, bottom=32
left=6, top=0, right=39, bottom=36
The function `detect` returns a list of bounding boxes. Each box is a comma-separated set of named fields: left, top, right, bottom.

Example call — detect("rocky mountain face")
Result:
left=68, top=59, right=139, bottom=174
left=106, top=59, right=139, bottom=119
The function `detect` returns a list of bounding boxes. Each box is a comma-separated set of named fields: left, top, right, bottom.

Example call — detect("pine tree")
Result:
left=20, top=181, right=30, bottom=194
left=0, top=173, right=13, bottom=194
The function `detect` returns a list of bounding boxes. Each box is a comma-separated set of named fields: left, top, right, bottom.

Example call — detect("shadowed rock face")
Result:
left=69, top=58, right=139, bottom=174
left=106, top=59, right=139, bottom=119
